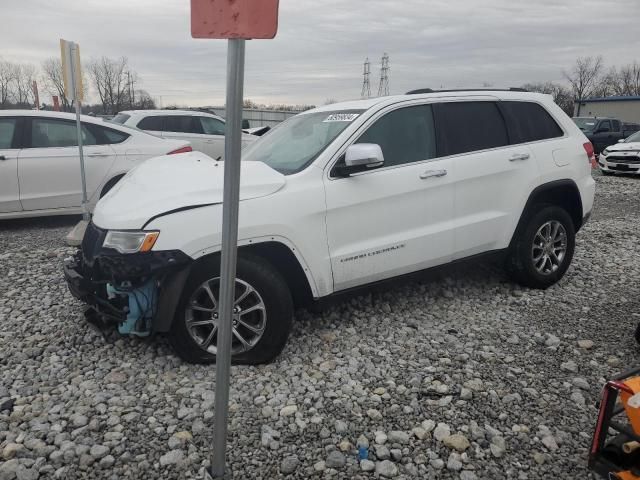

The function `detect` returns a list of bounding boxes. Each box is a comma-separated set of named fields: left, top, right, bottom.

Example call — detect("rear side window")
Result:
left=164, top=116, right=203, bottom=134
left=30, top=118, right=97, bottom=148
left=612, top=120, right=621, bottom=132
left=0, top=118, right=17, bottom=149
left=434, top=102, right=508, bottom=156
left=501, top=102, right=564, bottom=144
left=356, top=105, right=436, bottom=167
left=97, top=126, right=129, bottom=144
left=137, top=116, right=164, bottom=131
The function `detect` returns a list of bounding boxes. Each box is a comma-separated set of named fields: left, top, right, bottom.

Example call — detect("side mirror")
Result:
left=332, top=144, right=384, bottom=177
left=595, top=128, right=610, bottom=134
left=618, top=139, right=626, bottom=143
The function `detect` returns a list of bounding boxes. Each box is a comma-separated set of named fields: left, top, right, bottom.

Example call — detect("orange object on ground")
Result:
left=620, top=377, right=640, bottom=435
left=613, top=471, right=640, bottom=480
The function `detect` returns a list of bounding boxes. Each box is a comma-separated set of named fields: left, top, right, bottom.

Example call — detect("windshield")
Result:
left=626, top=131, right=640, bottom=143
left=242, top=110, right=364, bottom=174
left=573, top=118, right=597, bottom=131
left=109, top=113, right=131, bottom=124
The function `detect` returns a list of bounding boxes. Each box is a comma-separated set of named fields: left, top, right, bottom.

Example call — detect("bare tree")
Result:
left=0, top=59, right=17, bottom=107
left=618, top=62, right=640, bottom=96
left=41, top=57, right=73, bottom=111
left=564, top=56, right=603, bottom=115
left=14, top=63, right=37, bottom=106
left=134, top=89, right=156, bottom=109
left=88, top=56, right=132, bottom=114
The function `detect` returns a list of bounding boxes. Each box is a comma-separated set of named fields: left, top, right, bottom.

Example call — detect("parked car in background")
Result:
left=65, top=90, right=595, bottom=365
left=573, top=117, right=640, bottom=153
left=0, top=110, right=191, bottom=219
left=598, top=130, right=640, bottom=175
left=110, top=110, right=256, bottom=160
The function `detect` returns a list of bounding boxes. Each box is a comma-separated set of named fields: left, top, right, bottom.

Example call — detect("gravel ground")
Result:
left=1, top=172, right=639, bottom=480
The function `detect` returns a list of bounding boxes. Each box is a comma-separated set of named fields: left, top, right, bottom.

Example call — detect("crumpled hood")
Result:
left=605, top=141, right=640, bottom=153
left=93, top=151, right=285, bottom=230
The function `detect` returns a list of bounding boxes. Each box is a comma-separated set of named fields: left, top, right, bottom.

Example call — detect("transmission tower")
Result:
left=361, top=58, right=371, bottom=98
left=377, top=53, right=390, bottom=97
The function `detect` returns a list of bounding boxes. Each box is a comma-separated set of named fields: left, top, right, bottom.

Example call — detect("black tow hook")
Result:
left=83, top=307, right=110, bottom=340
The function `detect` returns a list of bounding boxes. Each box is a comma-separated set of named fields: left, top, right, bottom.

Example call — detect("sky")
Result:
left=1, top=0, right=639, bottom=107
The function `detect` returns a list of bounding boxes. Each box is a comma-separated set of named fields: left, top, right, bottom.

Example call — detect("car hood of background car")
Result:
left=606, top=142, right=640, bottom=152
left=92, top=151, right=286, bottom=230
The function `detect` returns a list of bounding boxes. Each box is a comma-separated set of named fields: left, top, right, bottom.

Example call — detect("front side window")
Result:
left=0, top=118, right=17, bottom=149
left=199, top=117, right=225, bottom=135
left=137, top=116, right=163, bottom=131
left=30, top=118, right=96, bottom=148
left=434, top=102, right=509, bottom=156
left=242, top=110, right=364, bottom=175
left=356, top=105, right=436, bottom=167
left=598, top=120, right=611, bottom=132
left=501, top=101, right=564, bottom=143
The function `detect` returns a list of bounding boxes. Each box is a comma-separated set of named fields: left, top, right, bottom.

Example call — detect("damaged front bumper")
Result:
left=64, top=222, right=192, bottom=336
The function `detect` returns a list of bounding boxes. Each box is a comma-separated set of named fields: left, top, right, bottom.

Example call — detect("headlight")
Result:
left=602, top=148, right=610, bottom=156
left=103, top=231, right=160, bottom=254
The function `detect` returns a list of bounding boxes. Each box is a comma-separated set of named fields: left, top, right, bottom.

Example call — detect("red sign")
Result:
left=191, top=0, right=279, bottom=39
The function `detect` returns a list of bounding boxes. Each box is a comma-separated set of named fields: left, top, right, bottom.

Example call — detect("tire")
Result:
left=100, top=175, right=124, bottom=198
left=506, top=205, right=576, bottom=289
left=168, top=254, right=293, bottom=365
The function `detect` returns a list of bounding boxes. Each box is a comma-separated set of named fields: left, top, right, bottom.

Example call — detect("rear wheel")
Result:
left=506, top=205, right=575, bottom=289
left=169, top=254, right=293, bottom=364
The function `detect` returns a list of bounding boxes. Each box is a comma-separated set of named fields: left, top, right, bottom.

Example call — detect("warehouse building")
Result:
left=574, top=96, right=640, bottom=123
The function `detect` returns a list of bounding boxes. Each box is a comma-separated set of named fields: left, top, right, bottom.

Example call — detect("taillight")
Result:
left=583, top=142, right=596, bottom=168
left=168, top=146, right=192, bottom=155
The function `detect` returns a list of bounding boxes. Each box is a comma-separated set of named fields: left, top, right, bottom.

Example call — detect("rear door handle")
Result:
left=419, top=169, right=447, bottom=179
left=509, top=153, right=530, bottom=162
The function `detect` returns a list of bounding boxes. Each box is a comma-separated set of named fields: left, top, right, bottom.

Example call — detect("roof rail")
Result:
left=406, top=87, right=529, bottom=95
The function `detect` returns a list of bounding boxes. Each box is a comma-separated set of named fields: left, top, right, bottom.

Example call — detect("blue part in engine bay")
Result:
left=106, top=280, right=156, bottom=337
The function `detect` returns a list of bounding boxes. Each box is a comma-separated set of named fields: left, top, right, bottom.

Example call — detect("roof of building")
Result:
left=577, top=96, right=640, bottom=103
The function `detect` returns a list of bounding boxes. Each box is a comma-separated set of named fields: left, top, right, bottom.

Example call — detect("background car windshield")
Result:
left=243, top=110, right=364, bottom=174
left=573, top=118, right=597, bottom=131
left=626, top=131, right=640, bottom=143
left=110, top=113, right=130, bottom=124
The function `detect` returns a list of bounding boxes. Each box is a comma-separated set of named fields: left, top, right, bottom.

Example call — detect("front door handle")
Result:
left=87, top=152, right=109, bottom=157
left=509, top=153, right=530, bottom=162
left=420, top=169, right=447, bottom=179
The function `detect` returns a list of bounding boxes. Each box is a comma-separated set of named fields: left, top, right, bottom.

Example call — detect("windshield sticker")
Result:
left=323, top=113, right=360, bottom=123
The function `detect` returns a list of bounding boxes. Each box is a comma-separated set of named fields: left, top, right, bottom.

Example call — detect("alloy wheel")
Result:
left=531, top=220, right=567, bottom=275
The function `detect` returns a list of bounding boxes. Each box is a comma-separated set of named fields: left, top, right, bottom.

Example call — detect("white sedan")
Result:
left=110, top=109, right=256, bottom=161
left=0, top=110, right=191, bottom=219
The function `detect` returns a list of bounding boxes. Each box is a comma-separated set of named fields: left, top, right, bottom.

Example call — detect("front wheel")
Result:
left=506, top=206, right=576, bottom=289
left=169, top=254, right=293, bottom=365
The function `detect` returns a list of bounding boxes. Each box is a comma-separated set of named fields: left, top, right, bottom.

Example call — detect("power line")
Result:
left=377, top=53, right=390, bottom=97
left=361, top=57, right=371, bottom=98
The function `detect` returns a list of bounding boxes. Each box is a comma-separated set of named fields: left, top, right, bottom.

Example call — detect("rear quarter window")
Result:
left=500, top=102, right=564, bottom=144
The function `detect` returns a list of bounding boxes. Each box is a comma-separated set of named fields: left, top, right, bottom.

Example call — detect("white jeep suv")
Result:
left=65, top=90, right=596, bottom=365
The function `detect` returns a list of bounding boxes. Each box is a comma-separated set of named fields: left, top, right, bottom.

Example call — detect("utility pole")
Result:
left=377, top=53, right=390, bottom=97
left=361, top=57, right=371, bottom=99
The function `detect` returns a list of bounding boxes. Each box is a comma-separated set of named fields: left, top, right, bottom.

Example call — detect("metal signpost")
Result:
left=190, top=1, right=280, bottom=478
left=60, top=39, right=89, bottom=221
